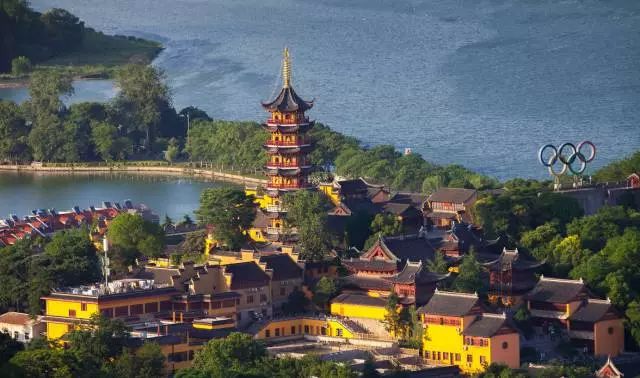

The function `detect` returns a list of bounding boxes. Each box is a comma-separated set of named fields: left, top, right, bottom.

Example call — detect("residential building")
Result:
left=0, top=312, right=44, bottom=343
left=258, top=253, right=304, bottom=310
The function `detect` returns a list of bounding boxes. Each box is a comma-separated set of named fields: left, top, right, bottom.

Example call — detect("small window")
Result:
left=68, top=309, right=77, bottom=317
left=467, top=354, right=473, bottom=363
left=439, top=317, right=444, bottom=325
left=502, top=341, right=508, bottom=349
left=265, top=330, right=270, bottom=338
left=260, top=294, right=268, bottom=302
left=13, top=331, right=18, bottom=340
left=480, top=356, right=486, bottom=364
left=304, top=325, right=309, bottom=333
left=275, top=328, right=280, bottom=337
left=455, top=353, right=461, bottom=361
left=608, top=327, right=614, bottom=335
left=81, top=303, right=87, bottom=311
left=24, top=332, right=29, bottom=340
left=247, top=295, right=254, bottom=304
left=67, top=324, right=74, bottom=332
left=431, top=351, right=436, bottom=360
left=424, top=350, right=430, bottom=359
left=336, top=328, right=343, bottom=337
left=291, top=326, right=296, bottom=334
left=443, top=352, right=449, bottom=360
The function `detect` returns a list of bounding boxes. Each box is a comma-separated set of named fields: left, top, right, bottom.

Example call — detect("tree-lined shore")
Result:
left=0, top=1, right=161, bottom=84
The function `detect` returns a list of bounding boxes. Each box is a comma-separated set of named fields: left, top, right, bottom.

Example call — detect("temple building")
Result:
left=524, top=276, right=624, bottom=357
left=246, top=48, right=315, bottom=243
left=425, top=188, right=477, bottom=228
left=418, top=290, right=520, bottom=374
left=482, top=248, right=544, bottom=307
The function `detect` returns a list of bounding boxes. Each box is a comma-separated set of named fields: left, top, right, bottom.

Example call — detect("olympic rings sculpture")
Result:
left=538, top=141, right=596, bottom=177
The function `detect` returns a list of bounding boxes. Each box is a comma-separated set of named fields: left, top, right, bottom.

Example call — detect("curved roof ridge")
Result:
left=539, top=275, right=584, bottom=284
left=433, top=289, right=478, bottom=298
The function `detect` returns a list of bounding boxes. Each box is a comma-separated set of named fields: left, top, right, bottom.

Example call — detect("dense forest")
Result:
left=0, top=0, right=160, bottom=74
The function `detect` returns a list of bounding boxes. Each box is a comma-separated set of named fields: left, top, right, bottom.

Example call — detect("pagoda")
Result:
left=251, top=48, right=315, bottom=242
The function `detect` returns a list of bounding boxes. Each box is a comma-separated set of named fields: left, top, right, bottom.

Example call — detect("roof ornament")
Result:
left=282, top=47, right=291, bottom=89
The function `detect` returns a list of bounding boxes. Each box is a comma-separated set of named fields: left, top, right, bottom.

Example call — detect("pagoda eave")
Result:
left=261, top=122, right=314, bottom=133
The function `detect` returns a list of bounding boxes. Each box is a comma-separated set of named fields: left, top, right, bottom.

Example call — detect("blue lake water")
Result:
left=2, top=0, right=639, bottom=180
left=0, top=172, right=233, bottom=219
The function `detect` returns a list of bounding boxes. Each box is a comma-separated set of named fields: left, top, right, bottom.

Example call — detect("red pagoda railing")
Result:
left=267, top=183, right=306, bottom=189
left=266, top=162, right=308, bottom=168
left=266, top=117, right=309, bottom=125
left=264, top=140, right=308, bottom=146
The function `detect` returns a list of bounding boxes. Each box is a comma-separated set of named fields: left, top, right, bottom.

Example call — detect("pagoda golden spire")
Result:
left=282, top=47, right=291, bottom=88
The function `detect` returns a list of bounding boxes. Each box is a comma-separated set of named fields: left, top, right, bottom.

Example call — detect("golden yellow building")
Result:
left=524, top=276, right=624, bottom=357
left=418, top=290, right=520, bottom=374
left=251, top=315, right=367, bottom=340
left=330, top=293, right=388, bottom=321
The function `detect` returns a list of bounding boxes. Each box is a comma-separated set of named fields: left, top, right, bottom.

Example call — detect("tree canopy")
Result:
left=195, top=188, right=255, bottom=250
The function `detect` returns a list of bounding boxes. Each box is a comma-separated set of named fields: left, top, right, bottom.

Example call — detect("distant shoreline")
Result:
left=0, top=164, right=266, bottom=187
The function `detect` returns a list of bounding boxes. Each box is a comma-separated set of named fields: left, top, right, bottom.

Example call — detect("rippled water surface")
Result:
left=8, top=0, right=640, bottom=179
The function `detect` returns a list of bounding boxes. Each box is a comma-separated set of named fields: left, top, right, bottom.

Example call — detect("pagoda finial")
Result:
left=282, top=47, right=291, bottom=88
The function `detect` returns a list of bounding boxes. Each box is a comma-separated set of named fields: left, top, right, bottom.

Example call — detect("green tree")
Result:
left=114, top=64, right=169, bottom=151
left=191, top=333, right=266, bottom=376
left=90, top=121, right=118, bottom=161
left=312, top=277, right=337, bottom=310
left=364, top=213, right=403, bottom=250
left=382, top=293, right=401, bottom=336
left=0, top=100, right=30, bottom=161
left=10, top=56, right=31, bottom=76
left=65, top=315, right=130, bottom=363
left=164, top=138, right=179, bottom=163
left=40, top=8, right=84, bottom=52
left=452, top=251, right=485, bottom=294
left=0, top=330, right=24, bottom=366
left=283, top=190, right=331, bottom=261
left=43, top=229, right=101, bottom=287
left=108, top=344, right=165, bottom=378
left=281, top=288, right=310, bottom=315
left=427, top=252, right=449, bottom=275
left=107, top=213, right=165, bottom=269
left=195, top=188, right=255, bottom=250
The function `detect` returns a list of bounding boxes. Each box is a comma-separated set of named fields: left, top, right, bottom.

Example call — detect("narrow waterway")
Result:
left=0, top=172, right=235, bottom=219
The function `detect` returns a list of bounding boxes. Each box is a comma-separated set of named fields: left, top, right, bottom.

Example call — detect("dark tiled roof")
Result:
left=570, top=299, right=616, bottom=322
left=259, top=253, right=302, bottom=281
left=390, top=261, right=449, bottom=285
left=525, top=276, right=587, bottom=303
left=382, top=202, right=414, bottom=216
left=482, top=248, right=544, bottom=272
left=224, top=261, right=270, bottom=289
left=338, top=178, right=372, bottom=195
left=389, top=193, right=425, bottom=208
left=342, top=258, right=397, bottom=273
left=332, top=293, right=387, bottom=307
left=341, top=275, right=393, bottom=291
left=342, top=198, right=381, bottom=215
left=261, top=86, right=313, bottom=112
left=427, top=188, right=477, bottom=204
left=417, top=290, right=480, bottom=316
left=381, top=235, right=436, bottom=262
left=463, top=314, right=515, bottom=337
left=252, top=210, right=270, bottom=228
